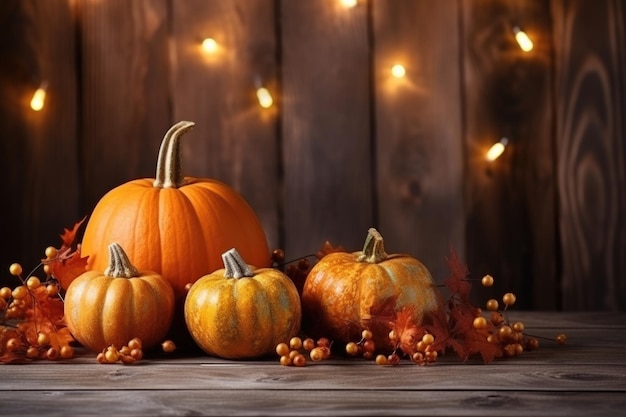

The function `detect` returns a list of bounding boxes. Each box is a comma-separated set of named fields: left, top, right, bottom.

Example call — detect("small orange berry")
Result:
left=486, top=299, right=499, bottom=311
left=502, top=292, right=517, bottom=306
left=481, top=274, right=494, bottom=287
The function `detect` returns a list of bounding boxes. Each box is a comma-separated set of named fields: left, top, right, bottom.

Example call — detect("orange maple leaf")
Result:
left=47, top=247, right=88, bottom=291
left=392, top=306, right=423, bottom=355
left=43, top=218, right=89, bottom=291
left=59, top=216, right=86, bottom=249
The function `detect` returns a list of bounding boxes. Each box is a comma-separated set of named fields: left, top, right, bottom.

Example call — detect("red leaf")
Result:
left=443, top=246, right=471, bottom=302
left=392, top=306, right=423, bottom=355
left=362, top=294, right=400, bottom=348
left=421, top=306, right=451, bottom=354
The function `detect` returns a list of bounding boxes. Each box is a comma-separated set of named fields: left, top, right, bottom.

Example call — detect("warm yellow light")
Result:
left=201, top=38, right=218, bottom=54
left=391, top=64, right=406, bottom=78
left=340, top=0, right=358, bottom=8
left=256, top=87, right=273, bottom=108
left=486, top=138, right=508, bottom=161
left=30, top=86, right=46, bottom=111
left=513, top=27, right=533, bottom=52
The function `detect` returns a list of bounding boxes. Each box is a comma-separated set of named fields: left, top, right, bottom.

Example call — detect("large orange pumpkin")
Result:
left=64, top=243, right=175, bottom=352
left=184, top=248, right=301, bottom=359
left=80, top=121, right=270, bottom=300
left=301, top=228, right=442, bottom=352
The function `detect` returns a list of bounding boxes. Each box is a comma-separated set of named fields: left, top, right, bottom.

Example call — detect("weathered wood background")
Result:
left=1, top=0, right=624, bottom=310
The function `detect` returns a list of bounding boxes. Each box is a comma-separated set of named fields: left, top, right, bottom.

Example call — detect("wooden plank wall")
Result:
left=552, top=0, right=626, bottom=310
left=0, top=0, right=624, bottom=311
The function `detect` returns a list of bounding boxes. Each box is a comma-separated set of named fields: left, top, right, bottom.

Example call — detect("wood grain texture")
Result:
left=0, top=312, right=624, bottom=416
left=1, top=390, right=624, bottom=417
left=1, top=0, right=626, bottom=311
left=462, top=0, right=556, bottom=308
left=170, top=0, right=280, bottom=250
left=0, top=0, right=79, bottom=286
left=372, top=0, right=464, bottom=284
left=552, top=0, right=626, bottom=310
left=281, top=0, right=373, bottom=258
left=78, top=0, right=171, bottom=217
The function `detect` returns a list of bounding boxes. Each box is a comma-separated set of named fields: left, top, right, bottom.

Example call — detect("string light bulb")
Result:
left=486, top=137, right=509, bottom=161
left=256, top=87, right=273, bottom=108
left=513, top=27, right=533, bottom=52
left=201, top=37, right=218, bottom=54
left=340, top=0, right=358, bottom=8
left=391, top=64, right=406, bottom=78
left=30, top=83, right=47, bottom=111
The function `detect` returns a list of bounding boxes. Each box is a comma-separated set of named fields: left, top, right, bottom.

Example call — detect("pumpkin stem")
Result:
left=153, top=120, right=195, bottom=189
left=357, top=228, right=389, bottom=264
left=222, top=248, right=255, bottom=279
left=104, top=243, right=140, bottom=278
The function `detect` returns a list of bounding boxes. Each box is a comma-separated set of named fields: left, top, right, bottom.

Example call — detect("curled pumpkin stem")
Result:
left=153, top=120, right=195, bottom=189
left=222, top=248, right=255, bottom=279
left=104, top=243, right=140, bottom=278
left=357, top=228, right=389, bottom=264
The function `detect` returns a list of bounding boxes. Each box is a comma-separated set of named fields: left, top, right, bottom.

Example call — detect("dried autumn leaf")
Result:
left=315, top=241, right=346, bottom=259
left=46, top=247, right=88, bottom=291
left=41, top=217, right=89, bottom=291
left=443, top=246, right=471, bottom=302
left=59, top=216, right=86, bottom=248
left=0, top=218, right=83, bottom=364
left=362, top=294, right=400, bottom=351
left=392, top=306, right=423, bottom=356
left=420, top=306, right=451, bottom=354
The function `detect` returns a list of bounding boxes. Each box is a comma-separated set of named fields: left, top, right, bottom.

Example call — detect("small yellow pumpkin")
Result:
left=301, top=228, right=442, bottom=351
left=64, top=243, right=175, bottom=352
left=184, top=248, right=301, bottom=359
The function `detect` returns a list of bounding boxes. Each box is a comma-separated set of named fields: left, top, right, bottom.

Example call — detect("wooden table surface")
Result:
left=1, top=311, right=624, bottom=416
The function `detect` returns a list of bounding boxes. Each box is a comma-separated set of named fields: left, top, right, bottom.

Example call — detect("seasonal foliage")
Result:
left=1, top=218, right=87, bottom=363
left=2, top=219, right=566, bottom=366
left=280, top=242, right=566, bottom=367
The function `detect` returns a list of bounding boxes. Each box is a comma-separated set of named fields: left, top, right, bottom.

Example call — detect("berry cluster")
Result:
left=1, top=247, right=75, bottom=363
left=389, top=331, right=437, bottom=366
left=372, top=274, right=567, bottom=366
left=3, top=330, right=74, bottom=361
left=281, top=270, right=568, bottom=368
left=97, top=338, right=144, bottom=365
left=275, top=336, right=331, bottom=367
left=345, top=329, right=376, bottom=360
left=478, top=282, right=567, bottom=356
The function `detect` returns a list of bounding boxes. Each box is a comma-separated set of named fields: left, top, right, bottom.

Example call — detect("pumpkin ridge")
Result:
left=235, top=278, right=264, bottom=355
left=194, top=180, right=269, bottom=265
left=157, top=188, right=205, bottom=297
left=137, top=188, right=163, bottom=277
left=131, top=276, right=161, bottom=347
left=182, top=182, right=264, bottom=272
left=89, top=276, right=111, bottom=350
left=175, top=185, right=222, bottom=273
left=203, top=185, right=259, bottom=266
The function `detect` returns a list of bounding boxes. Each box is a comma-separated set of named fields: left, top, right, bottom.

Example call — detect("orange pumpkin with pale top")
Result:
left=80, top=121, right=270, bottom=300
